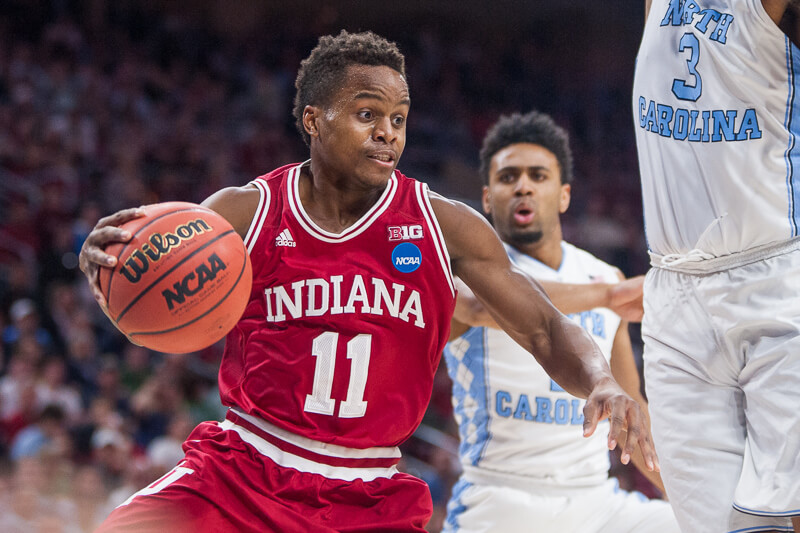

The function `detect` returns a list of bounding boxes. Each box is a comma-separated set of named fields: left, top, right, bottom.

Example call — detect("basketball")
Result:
left=98, top=202, right=252, bottom=353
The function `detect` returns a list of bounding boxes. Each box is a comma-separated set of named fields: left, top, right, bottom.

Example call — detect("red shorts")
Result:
left=96, top=411, right=432, bottom=532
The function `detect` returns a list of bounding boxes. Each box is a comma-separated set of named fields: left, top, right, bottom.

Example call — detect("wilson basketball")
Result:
left=98, top=202, right=252, bottom=353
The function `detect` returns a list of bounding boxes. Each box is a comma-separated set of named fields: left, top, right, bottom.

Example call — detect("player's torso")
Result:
left=633, top=0, right=800, bottom=257
left=445, top=242, right=620, bottom=486
left=220, top=163, right=456, bottom=449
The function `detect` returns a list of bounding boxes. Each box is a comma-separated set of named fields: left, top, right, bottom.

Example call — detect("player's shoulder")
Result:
left=562, top=242, right=620, bottom=281
left=254, top=162, right=303, bottom=186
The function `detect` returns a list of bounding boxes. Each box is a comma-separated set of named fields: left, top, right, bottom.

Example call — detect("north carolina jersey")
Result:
left=633, top=0, right=800, bottom=257
left=444, top=242, right=621, bottom=487
left=220, top=162, right=456, bottom=449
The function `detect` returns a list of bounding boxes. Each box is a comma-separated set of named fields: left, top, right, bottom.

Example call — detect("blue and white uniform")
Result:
left=634, top=1, right=800, bottom=531
left=443, top=242, right=677, bottom=533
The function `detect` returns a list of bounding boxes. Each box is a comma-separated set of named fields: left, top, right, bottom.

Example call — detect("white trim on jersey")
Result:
left=218, top=419, right=400, bottom=482
left=415, top=182, right=455, bottom=297
left=244, top=178, right=271, bottom=253
left=287, top=163, right=398, bottom=243
left=231, top=408, right=402, bottom=460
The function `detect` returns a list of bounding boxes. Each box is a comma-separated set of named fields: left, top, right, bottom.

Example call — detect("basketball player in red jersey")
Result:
left=80, top=31, right=657, bottom=532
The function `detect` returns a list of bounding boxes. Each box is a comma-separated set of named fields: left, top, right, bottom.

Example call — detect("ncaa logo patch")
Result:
left=392, top=243, right=422, bottom=273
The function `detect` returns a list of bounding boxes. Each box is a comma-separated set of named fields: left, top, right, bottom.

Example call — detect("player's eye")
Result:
left=358, top=110, right=373, bottom=120
left=392, top=115, right=405, bottom=127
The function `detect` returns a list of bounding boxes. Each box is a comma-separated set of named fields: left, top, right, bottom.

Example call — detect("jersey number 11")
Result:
left=304, top=332, right=371, bottom=418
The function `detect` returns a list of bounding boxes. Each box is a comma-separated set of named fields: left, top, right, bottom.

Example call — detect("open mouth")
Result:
left=513, top=205, right=535, bottom=225
left=368, top=152, right=395, bottom=166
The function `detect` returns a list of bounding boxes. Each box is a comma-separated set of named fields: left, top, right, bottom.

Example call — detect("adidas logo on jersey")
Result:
left=275, top=229, right=296, bottom=247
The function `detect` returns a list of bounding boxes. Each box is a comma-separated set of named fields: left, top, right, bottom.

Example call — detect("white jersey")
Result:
left=633, top=0, right=800, bottom=258
left=444, top=242, right=622, bottom=487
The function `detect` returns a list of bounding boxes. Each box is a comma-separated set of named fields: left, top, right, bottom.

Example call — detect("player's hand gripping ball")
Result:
left=98, top=202, right=252, bottom=353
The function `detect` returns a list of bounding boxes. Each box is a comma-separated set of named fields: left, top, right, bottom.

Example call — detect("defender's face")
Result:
left=306, top=65, right=409, bottom=188
left=482, top=143, right=570, bottom=246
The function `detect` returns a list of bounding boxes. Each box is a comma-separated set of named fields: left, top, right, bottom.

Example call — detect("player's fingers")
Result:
left=633, top=425, right=660, bottom=472
left=94, top=206, right=147, bottom=230
left=80, top=226, right=134, bottom=272
left=606, top=406, right=627, bottom=457
left=620, top=416, right=641, bottom=466
left=582, top=398, right=607, bottom=437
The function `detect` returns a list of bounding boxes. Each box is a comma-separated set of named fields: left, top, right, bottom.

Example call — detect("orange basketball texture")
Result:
left=98, top=202, right=252, bottom=353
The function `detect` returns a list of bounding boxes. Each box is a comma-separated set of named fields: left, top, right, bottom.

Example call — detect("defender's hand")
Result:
left=582, top=377, right=659, bottom=472
left=607, top=275, right=644, bottom=323
left=79, top=206, right=147, bottom=310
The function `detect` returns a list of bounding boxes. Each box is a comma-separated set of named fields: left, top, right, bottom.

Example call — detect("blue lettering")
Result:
left=660, top=0, right=684, bottom=26
left=695, top=9, right=721, bottom=33
left=710, top=13, right=734, bottom=43
left=534, top=397, right=553, bottom=423
left=682, top=1, right=701, bottom=24
left=514, top=394, right=535, bottom=421
left=736, top=108, right=762, bottom=140
left=638, top=98, right=759, bottom=144
left=591, top=312, right=605, bottom=338
left=688, top=109, right=703, bottom=141
left=496, top=391, right=512, bottom=417
left=673, top=108, right=690, bottom=140
left=639, top=96, right=647, bottom=128
left=657, top=104, right=674, bottom=137
left=570, top=399, right=584, bottom=425
left=645, top=100, right=658, bottom=133
left=577, top=312, right=588, bottom=330
left=554, top=399, right=569, bottom=425
left=712, top=109, right=737, bottom=141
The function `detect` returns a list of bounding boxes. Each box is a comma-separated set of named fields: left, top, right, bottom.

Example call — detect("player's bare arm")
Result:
left=78, top=184, right=259, bottom=310
left=201, top=184, right=261, bottom=237
left=452, top=274, right=644, bottom=332
left=762, top=0, right=790, bottom=25
left=432, top=193, right=658, bottom=470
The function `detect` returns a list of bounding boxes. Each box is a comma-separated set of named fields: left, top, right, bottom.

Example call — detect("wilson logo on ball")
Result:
left=162, top=252, right=227, bottom=310
left=119, top=219, right=213, bottom=283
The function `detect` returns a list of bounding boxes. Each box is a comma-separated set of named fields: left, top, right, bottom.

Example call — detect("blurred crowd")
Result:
left=0, top=1, right=654, bottom=531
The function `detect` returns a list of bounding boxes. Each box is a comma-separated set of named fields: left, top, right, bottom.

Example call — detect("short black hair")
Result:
left=479, top=111, right=573, bottom=185
left=293, top=30, right=407, bottom=146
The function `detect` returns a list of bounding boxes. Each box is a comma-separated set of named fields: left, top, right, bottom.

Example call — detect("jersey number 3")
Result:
left=304, top=332, right=371, bottom=418
left=672, top=33, right=702, bottom=101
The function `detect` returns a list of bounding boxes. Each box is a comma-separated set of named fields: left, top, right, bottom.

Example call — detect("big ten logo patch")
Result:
left=387, top=225, right=423, bottom=241
left=392, top=243, right=422, bottom=273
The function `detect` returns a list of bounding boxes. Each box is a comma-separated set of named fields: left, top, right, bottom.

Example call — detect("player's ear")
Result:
left=559, top=183, right=571, bottom=214
left=481, top=186, right=491, bottom=215
left=302, top=106, right=320, bottom=139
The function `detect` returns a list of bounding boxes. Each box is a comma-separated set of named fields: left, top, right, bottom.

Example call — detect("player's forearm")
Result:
left=455, top=279, right=613, bottom=328
left=527, top=314, right=615, bottom=399
left=539, top=280, right=614, bottom=316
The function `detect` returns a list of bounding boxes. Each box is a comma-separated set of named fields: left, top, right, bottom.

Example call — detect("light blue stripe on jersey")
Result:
left=727, top=527, right=794, bottom=533
left=784, top=36, right=800, bottom=236
left=443, top=327, right=492, bottom=466
left=443, top=478, right=473, bottom=532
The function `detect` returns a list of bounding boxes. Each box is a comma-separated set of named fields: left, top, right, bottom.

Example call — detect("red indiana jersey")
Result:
left=219, top=162, right=456, bottom=449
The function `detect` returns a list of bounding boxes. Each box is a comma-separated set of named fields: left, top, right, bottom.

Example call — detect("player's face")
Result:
left=305, top=65, right=409, bottom=188
left=482, top=143, right=570, bottom=247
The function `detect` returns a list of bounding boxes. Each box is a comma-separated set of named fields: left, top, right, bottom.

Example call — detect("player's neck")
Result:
left=516, top=232, right=563, bottom=271
left=297, top=165, right=385, bottom=233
